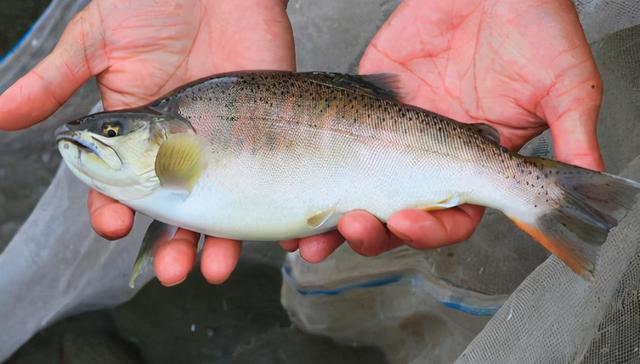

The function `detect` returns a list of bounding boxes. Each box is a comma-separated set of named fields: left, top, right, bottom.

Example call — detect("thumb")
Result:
left=544, top=75, right=604, bottom=172
left=547, top=105, right=603, bottom=172
left=0, top=3, right=107, bottom=130
left=540, top=16, right=604, bottom=172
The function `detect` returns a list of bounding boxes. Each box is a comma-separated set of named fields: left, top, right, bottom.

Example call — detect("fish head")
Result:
left=56, top=109, right=190, bottom=201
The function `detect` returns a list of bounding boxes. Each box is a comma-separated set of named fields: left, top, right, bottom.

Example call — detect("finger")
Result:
left=0, top=3, right=107, bottom=130
left=337, top=210, right=402, bottom=257
left=201, top=237, right=242, bottom=284
left=209, top=0, right=295, bottom=72
left=298, top=231, right=344, bottom=263
left=87, top=189, right=134, bottom=240
left=154, top=228, right=199, bottom=287
left=547, top=104, right=603, bottom=171
left=386, top=205, right=484, bottom=249
left=279, top=239, right=299, bottom=252
left=541, top=8, right=604, bottom=171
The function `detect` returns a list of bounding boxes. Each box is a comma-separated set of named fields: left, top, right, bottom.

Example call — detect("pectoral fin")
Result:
left=129, top=220, right=177, bottom=289
left=155, top=133, right=206, bottom=192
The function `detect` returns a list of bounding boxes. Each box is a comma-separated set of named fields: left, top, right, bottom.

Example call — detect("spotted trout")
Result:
left=56, top=71, right=640, bottom=284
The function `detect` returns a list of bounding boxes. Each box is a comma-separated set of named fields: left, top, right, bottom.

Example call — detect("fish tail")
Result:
left=509, top=160, right=640, bottom=280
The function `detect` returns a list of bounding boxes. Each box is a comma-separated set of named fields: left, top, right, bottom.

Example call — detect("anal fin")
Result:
left=509, top=216, right=594, bottom=281
left=129, top=220, right=177, bottom=288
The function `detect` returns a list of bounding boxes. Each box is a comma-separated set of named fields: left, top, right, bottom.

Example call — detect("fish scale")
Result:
left=170, top=73, right=532, bottom=210
left=56, top=71, right=640, bottom=282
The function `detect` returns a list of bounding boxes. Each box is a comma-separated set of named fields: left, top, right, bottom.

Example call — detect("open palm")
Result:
left=0, top=0, right=295, bottom=285
left=361, top=0, right=602, bottom=162
left=286, top=0, right=604, bottom=257
left=354, top=0, right=603, bottom=252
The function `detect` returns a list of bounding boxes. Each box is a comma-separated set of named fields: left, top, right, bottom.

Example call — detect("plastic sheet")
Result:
left=0, top=0, right=95, bottom=252
left=0, top=165, right=152, bottom=362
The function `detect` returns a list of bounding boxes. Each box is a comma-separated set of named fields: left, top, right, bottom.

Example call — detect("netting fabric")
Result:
left=457, top=1, right=640, bottom=360
left=284, top=1, right=640, bottom=363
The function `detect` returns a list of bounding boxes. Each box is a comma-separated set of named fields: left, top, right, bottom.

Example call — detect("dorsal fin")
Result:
left=305, top=72, right=401, bottom=101
left=468, top=123, right=500, bottom=145
left=520, top=134, right=553, bottom=158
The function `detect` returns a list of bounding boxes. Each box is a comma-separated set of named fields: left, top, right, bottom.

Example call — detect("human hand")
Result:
left=282, top=0, right=602, bottom=259
left=0, top=0, right=295, bottom=286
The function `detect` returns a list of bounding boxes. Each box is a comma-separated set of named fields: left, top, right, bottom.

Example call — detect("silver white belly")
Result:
left=126, top=142, right=526, bottom=240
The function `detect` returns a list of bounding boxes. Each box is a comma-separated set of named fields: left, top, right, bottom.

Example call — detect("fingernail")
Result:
left=205, top=278, right=226, bottom=285
left=161, top=275, right=187, bottom=287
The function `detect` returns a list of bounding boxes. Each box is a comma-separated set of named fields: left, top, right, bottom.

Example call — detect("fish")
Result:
left=55, top=71, right=640, bottom=285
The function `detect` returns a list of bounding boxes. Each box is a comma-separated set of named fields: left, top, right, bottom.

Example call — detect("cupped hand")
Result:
left=0, top=0, right=295, bottom=286
left=284, top=0, right=602, bottom=261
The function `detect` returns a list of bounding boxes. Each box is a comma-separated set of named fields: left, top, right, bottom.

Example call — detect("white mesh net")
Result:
left=575, top=0, right=640, bottom=43
left=458, top=157, right=640, bottom=363
left=456, top=2, right=640, bottom=361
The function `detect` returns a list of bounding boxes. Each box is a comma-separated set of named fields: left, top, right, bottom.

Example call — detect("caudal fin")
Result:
left=510, top=162, right=640, bottom=281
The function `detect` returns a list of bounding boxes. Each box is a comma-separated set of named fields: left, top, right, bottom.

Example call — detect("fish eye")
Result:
left=101, top=122, right=122, bottom=138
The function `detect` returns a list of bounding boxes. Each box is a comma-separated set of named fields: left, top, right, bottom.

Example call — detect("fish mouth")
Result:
left=55, top=124, right=87, bottom=148
left=55, top=125, right=123, bottom=170
left=56, top=132, right=101, bottom=154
